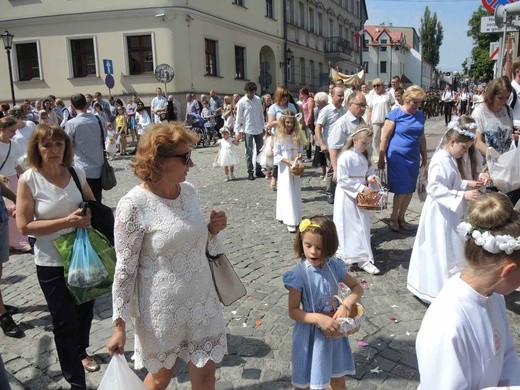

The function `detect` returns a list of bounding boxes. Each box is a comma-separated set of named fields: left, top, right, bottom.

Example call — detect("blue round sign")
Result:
left=105, top=74, right=115, bottom=89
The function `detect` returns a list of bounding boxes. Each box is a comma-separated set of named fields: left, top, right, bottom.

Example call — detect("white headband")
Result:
left=349, top=127, right=372, bottom=139
left=447, top=118, right=477, bottom=140
left=457, top=222, right=520, bottom=255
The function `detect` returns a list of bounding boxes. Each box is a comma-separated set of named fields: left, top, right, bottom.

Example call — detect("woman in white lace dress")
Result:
left=107, top=122, right=228, bottom=389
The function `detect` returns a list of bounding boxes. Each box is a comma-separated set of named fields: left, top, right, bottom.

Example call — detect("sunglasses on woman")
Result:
left=172, top=150, right=192, bottom=165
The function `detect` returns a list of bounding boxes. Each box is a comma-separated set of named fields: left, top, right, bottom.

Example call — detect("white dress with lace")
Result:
left=112, top=182, right=228, bottom=372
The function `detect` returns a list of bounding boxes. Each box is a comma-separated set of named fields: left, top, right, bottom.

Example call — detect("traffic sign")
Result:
left=105, top=74, right=115, bottom=89
left=490, top=42, right=500, bottom=60
left=103, top=59, right=113, bottom=75
left=482, top=0, right=518, bottom=14
left=480, top=15, right=519, bottom=33
left=154, top=64, right=174, bottom=83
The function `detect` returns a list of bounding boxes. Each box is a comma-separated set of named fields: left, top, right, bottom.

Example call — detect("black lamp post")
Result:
left=280, top=46, right=293, bottom=87
left=1, top=30, right=16, bottom=106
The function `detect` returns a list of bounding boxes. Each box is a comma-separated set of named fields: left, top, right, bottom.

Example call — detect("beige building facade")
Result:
left=0, top=0, right=366, bottom=110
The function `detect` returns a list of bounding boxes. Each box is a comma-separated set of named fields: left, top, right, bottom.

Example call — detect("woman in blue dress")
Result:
left=378, top=85, right=427, bottom=232
left=283, top=216, right=363, bottom=390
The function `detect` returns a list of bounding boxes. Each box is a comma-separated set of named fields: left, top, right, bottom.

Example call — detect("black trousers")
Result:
left=37, top=266, right=95, bottom=390
left=86, top=177, right=102, bottom=203
left=444, top=102, right=454, bottom=125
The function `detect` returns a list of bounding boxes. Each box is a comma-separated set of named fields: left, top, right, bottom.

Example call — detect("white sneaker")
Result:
left=359, top=261, right=380, bottom=275
left=225, top=175, right=230, bottom=182
left=287, top=225, right=297, bottom=233
left=230, top=173, right=235, bottom=180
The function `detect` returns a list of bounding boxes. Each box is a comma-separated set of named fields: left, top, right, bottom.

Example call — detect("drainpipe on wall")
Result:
left=283, top=0, right=289, bottom=87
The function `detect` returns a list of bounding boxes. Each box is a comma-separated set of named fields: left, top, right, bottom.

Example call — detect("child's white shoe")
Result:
left=359, top=261, right=380, bottom=275
left=225, top=175, right=230, bottom=182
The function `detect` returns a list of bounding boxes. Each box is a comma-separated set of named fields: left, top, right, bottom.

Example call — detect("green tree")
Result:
left=419, top=6, right=444, bottom=68
left=466, top=5, right=498, bottom=81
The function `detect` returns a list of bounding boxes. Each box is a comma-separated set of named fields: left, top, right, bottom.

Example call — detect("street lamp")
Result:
left=279, top=47, right=293, bottom=68
left=1, top=29, right=16, bottom=106
left=280, top=46, right=293, bottom=88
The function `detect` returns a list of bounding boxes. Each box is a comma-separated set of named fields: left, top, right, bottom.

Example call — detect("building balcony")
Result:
left=324, top=37, right=352, bottom=60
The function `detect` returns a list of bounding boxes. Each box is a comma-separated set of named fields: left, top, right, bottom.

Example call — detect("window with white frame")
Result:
left=127, top=35, right=153, bottom=75
left=205, top=38, right=219, bottom=76
left=309, top=60, right=315, bottom=86
left=363, top=38, right=369, bottom=52
left=299, top=2, right=305, bottom=27
left=380, top=39, right=387, bottom=52
left=309, top=8, right=315, bottom=33
left=318, top=12, right=323, bottom=36
left=363, top=61, right=368, bottom=73
left=15, top=42, right=40, bottom=81
left=265, top=0, right=274, bottom=18
left=289, top=0, right=295, bottom=24
left=300, top=57, right=306, bottom=84
left=329, top=19, right=334, bottom=37
left=380, top=61, right=387, bottom=73
left=232, top=0, right=245, bottom=6
left=70, top=38, right=96, bottom=78
left=234, top=45, right=245, bottom=79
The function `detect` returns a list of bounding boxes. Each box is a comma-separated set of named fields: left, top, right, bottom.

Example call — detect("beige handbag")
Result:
left=207, top=253, right=246, bottom=306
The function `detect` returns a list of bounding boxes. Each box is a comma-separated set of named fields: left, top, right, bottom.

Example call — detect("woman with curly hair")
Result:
left=107, top=122, right=228, bottom=389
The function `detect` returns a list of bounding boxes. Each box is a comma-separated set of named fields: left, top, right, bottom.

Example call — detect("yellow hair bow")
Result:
left=299, top=219, right=321, bottom=233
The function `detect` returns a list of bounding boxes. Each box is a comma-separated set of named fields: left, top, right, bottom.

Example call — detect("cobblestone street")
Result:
left=2, top=115, right=520, bottom=389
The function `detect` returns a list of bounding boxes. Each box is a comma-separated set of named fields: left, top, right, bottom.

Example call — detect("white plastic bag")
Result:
left=487, top=144, right=520, bottom=193
left=98, top=354, right=146, bottom=390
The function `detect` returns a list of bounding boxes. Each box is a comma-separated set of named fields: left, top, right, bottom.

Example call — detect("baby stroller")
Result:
left=186, top=113, right=211, bottom=148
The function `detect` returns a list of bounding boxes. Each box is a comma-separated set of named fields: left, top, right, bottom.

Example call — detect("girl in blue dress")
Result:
left=283, top=216, right=363, bottom=390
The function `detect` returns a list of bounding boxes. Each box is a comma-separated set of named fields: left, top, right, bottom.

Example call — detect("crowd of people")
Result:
left=1, top=66, right=520, bottom=389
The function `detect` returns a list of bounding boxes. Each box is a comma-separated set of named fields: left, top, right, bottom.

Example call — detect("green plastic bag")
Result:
left=54, top=228, right=117, bottom=305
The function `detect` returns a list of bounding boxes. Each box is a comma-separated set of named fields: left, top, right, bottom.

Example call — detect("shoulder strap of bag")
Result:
left=300, top=262, right=316, bottom=314
left=94, top=115, right=106, bottom=153
left=68, top=167, right=85, bottom=201
left=512, top=88, right=518, bottom=109
left=0, top=141, right=12, bottom=172
left=506, top=104, right=513, bottom=120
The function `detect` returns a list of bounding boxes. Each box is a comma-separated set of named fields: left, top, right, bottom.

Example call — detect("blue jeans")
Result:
left=244, top=133, right=264, bottom=175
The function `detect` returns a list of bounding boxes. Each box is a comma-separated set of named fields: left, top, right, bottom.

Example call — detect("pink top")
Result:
left=301, top=97, right=314, bottom=126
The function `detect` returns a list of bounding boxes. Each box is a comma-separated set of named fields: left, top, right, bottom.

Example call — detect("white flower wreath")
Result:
left=457, top=222, right=520, bottom=255
left=447, top=118, right=477, bottom=140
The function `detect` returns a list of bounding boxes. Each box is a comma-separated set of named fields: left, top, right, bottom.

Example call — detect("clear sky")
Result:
left=365, top=0, right=483, bottom=72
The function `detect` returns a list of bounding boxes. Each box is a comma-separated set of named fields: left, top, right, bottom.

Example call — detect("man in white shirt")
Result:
left=387, top=75, right=400, bottom=100
left=509, top=57, right=520, bottom=122
left=150, top=87, right=168, bottom=123
left=441, top=85, right=455, bottom=126
left=314, top=87, right=346, bottom=203
left=235, top=82, right=265, bottom=180
left=8, top=106, right=36, bottom=154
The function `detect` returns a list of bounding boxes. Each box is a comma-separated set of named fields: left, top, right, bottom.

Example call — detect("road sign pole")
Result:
left=498, top=21, right=508, bottom=77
